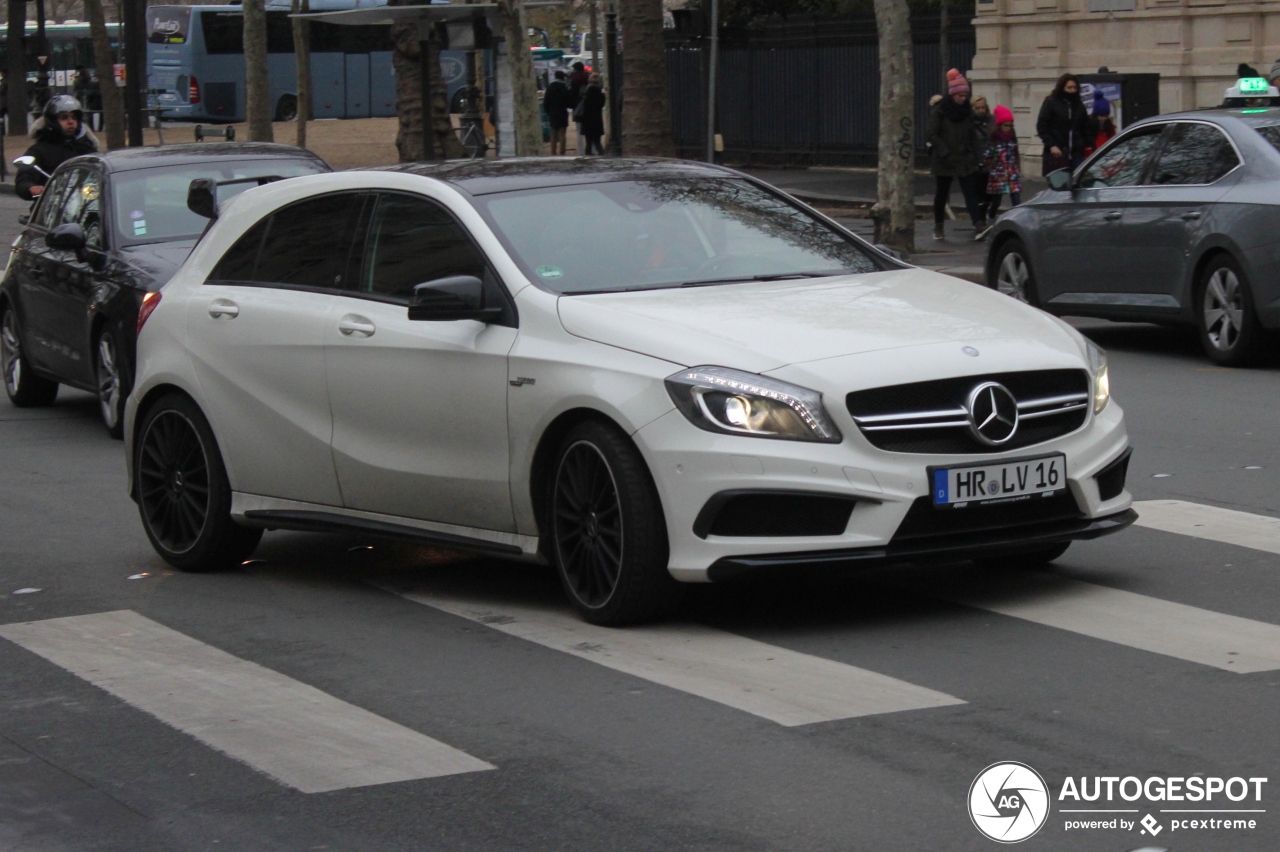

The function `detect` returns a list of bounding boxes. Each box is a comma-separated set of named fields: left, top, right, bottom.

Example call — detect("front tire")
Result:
left=95, top=329, right=125, bottom=439
left=989, top=238, right=1039, bottom=306
left=135, top=394, right=262, bottom=571
left=1197, top=255, right=1268, bottom=367
left=1, top=305, right=58, bottom=407
left=275, top=94, right=298, bottom=122
left=549, top=420, right=682, bottom=626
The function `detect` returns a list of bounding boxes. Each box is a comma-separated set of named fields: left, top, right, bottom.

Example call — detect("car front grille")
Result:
left=845, top=369, right=1090, bottom=454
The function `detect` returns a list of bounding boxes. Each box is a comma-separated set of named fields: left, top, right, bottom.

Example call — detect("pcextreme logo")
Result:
left=969, top=762, right=1051, bottom=843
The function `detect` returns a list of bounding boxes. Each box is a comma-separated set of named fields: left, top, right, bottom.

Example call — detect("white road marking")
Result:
left=385, top=582, right=964, bottom=726
left=943, top=573, right=1280, bottom=673
left=0, top=610, right=493, bottom=793
left=1134, top=499, right=1280, bottom=556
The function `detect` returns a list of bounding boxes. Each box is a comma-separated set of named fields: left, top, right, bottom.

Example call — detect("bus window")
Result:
left=201, top=12, right=243, bottom=55
left=148, top=7, right=190, bottom=45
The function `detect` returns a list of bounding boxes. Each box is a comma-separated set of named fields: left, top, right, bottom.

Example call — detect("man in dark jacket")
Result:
left=928, top=70, right=985, bottom=241
left=1036, top=73, right=1090, bottom=175
left=16, top=95, right=99, bottom=201
left=543, top=71, right=573, bottom=156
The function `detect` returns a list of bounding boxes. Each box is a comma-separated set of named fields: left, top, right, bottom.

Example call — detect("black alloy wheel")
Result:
left=1, top=306, right=58, bottom=407
left=1197, top=254, right=1269, bottom=367
left=989, top=238, right=1040, bottom=307
left=95, top=330, right=125, bottom=439
left=549, top=420, right=682, bottom=626
left=136, top=394, right=261, bottom=571
left=276, top=94, right=298, bottom=122
left=975, top=541, right=1070, bottom=570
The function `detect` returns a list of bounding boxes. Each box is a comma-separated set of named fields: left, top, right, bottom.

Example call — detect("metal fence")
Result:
left=665, top=20, right=976, bottom=166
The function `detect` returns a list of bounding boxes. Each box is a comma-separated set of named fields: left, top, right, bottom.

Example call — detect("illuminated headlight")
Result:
left=665, top=366, right=842, bottom=443
left=1086, top=340, right=1109, bottom=413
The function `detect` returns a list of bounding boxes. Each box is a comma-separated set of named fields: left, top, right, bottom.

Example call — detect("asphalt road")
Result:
left=1, top=187, right=1278, bottom=852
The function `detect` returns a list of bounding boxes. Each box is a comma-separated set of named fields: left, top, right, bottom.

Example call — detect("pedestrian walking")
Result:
left=979, top=105, right=1021, bottom=240
left=543, top=71, right=573, bottom=156
left=1269, top=58, right=1280, bottom=87
left=579, top=72, right=607, bottom=156
left=1086, top=91, right=1116, bottom=156
left=568, top=61, right=590, bottom=154
left=928, top=69, right=985, bottom=241
left=971, top=95, right=995, bottom=224
left=1036, top=73, right=1090, bottom=174
left=15, top=95, right=98, bottom=201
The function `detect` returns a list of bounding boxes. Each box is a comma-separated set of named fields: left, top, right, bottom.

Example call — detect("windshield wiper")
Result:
left=678, top=270, right=846, bottom=288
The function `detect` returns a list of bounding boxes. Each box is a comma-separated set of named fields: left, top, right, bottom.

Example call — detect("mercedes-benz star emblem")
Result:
left=966, top=381, right=1019, bottom=446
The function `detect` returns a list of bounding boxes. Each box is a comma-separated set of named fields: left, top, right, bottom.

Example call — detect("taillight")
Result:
left=137, top=291, right=161, bottom=334
left=189, top=76, right=201, bottom=104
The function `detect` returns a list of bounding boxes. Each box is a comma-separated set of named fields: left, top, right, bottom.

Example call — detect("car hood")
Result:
left=556, top=269, right=1078, bottom=373
left=118, top=239, right=198, bottom=290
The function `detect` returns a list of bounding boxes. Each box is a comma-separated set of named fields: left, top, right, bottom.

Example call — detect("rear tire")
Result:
left=135, top=394, right=262, bottom=571
left=1196, top=254, right=1269, bottom=367
left=95, top=329, right=126, bottom=439
left=989, top=238, right=1040, bottom=307
left=548, top=420, right=683, bottom=626
left=975, top=542, right=1070, bottom=570
left=275, top=94, right=298, bottom=122
left=1, top=305, right=58, bottom=407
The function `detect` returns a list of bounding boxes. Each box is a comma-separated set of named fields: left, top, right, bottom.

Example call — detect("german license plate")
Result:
left=931, top=454, right=1066, bottom=507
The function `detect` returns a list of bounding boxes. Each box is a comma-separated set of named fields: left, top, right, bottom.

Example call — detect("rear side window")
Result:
left=361, top=193, right=487, bottom=302
left=207, top=192, right=362, bottom=289
left=1148, top=123, right=1240, bottom=185
left=1252, top=123, right=1280, bottom=157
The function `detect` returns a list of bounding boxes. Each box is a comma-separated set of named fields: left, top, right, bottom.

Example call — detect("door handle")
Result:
left=1181, top=211, right=1202, bottom=221
left=1103, top=211, right=1122, bottom=222
left=207, top=299, right=239, bottom=319
left=338, top=315, right=376, bottom=337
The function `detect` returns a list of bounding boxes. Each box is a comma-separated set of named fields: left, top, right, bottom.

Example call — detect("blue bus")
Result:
left=147, top=2, right=474, bottom=122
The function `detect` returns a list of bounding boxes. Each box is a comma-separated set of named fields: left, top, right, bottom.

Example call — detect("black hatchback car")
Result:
left=0, top=143, right=330, bottom=436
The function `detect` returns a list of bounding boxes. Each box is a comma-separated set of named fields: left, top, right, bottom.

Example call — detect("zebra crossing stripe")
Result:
left=1134, top=499, right=1280, bottom=556
left=385, top=581, right=965, bottom=726
left=943, top=572, right=1280, bottom=673
left=0, top=610, right=494, bottom=793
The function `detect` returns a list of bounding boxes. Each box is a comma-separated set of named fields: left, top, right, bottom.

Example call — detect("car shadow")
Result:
left=1067, top=317, right=1280, bottom=369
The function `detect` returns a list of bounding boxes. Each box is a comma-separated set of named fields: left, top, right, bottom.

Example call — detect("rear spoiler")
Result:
left=187, top=175, right=285, bottom=220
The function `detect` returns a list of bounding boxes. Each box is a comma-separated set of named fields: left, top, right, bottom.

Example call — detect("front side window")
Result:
left=1077, top=126, right=1164, bottom=188
left=207, top=192, right=361, bottom=290
left=54, top=169, right=90, bottom=229
left=1148, top=123, right=1240, bottom=185
left=32, top=169, right=79, bottom=230
left=477, top=178, right=881, bottom=295
left=110, top=158, right=329, bottom=247
left=361, top=194, right=487, bottom=301
left=71, top=171, right=104, bottom=249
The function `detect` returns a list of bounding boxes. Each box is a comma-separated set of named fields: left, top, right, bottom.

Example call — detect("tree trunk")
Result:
left=495, top=0, right=543, bottom=156
left=291, top=0, right=311, bottom=148
left=243, top=0, right=274, bottom=141
left=6, top=0, right=28, bottom=137
left=617, top=0, right=674, bottom=155
left=871, top=0, right=915, bottom=254
left=84, top=0, right=125, bottom=149
left=388, top=12, right=464, bottom=160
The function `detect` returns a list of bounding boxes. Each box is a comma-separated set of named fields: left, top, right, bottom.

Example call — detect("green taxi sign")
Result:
left=1238, top=77, right=1270, bottom=94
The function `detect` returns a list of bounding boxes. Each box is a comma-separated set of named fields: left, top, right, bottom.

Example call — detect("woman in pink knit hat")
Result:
left=927, top=69, right=986, bottom=241
left=979, top=104, right=1022, bottom=240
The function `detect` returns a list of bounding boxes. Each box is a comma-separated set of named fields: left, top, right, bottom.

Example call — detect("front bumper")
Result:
left=635, top=398, right=1133, bottom=582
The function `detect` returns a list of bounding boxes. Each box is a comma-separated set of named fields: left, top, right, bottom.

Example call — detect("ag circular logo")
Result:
left=966, top=381, right=1019, bottom=446
left=969, top=762, right=1051, bottom=843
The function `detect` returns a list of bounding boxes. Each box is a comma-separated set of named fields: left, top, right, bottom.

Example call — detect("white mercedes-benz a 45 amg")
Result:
left=124, top=159, right=1135, bottom=625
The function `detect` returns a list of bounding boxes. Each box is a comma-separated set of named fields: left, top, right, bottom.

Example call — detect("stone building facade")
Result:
left=969, top=0, right=1280, bottom=170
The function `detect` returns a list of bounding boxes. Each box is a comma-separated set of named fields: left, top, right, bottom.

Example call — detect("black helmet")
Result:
left=44, top=94, right=83, bottom=122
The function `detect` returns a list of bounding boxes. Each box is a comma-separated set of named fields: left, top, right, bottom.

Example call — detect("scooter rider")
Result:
left=15, top=94, right=99, bottom=201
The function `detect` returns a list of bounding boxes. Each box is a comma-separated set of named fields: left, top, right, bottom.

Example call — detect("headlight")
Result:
left=664, top=366, right=842, bottom=443
left=1086, top=340, right=1109, bottom=413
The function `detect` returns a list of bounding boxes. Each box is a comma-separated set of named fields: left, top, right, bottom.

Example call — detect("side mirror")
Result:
left=12, top=155, right=35, bottom=167
left=408, top=275, right=503, bottom=322
left=187, top=178, right=217, bottom=219
left=1047, top=169, right=1074, bottom=192
left=46, top=222, right=86, bottom=252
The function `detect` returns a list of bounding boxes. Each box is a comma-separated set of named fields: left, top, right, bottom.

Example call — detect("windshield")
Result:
left=111, top=159, right=328, bottom=246
left=477, top=178, right=882, bottom=294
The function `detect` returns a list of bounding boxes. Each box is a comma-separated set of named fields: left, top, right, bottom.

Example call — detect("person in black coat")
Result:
left=543, top=71, right=573, bottom=156
left=1035, top=73, right=1090, bottom=175
left=579, top=73, right=607, bottom=155
left=16, top=95, right=99, bottom=200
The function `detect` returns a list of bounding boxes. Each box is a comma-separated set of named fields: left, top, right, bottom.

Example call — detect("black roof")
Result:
left=82, top=142, right=329, bottom=173
left=371, top=157, right=739, bottom=195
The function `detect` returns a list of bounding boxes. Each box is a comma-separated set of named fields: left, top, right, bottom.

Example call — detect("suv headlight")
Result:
left=1086, top=340, right=1109, bottom=413
left=665, top=366, right=842, bottom=443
